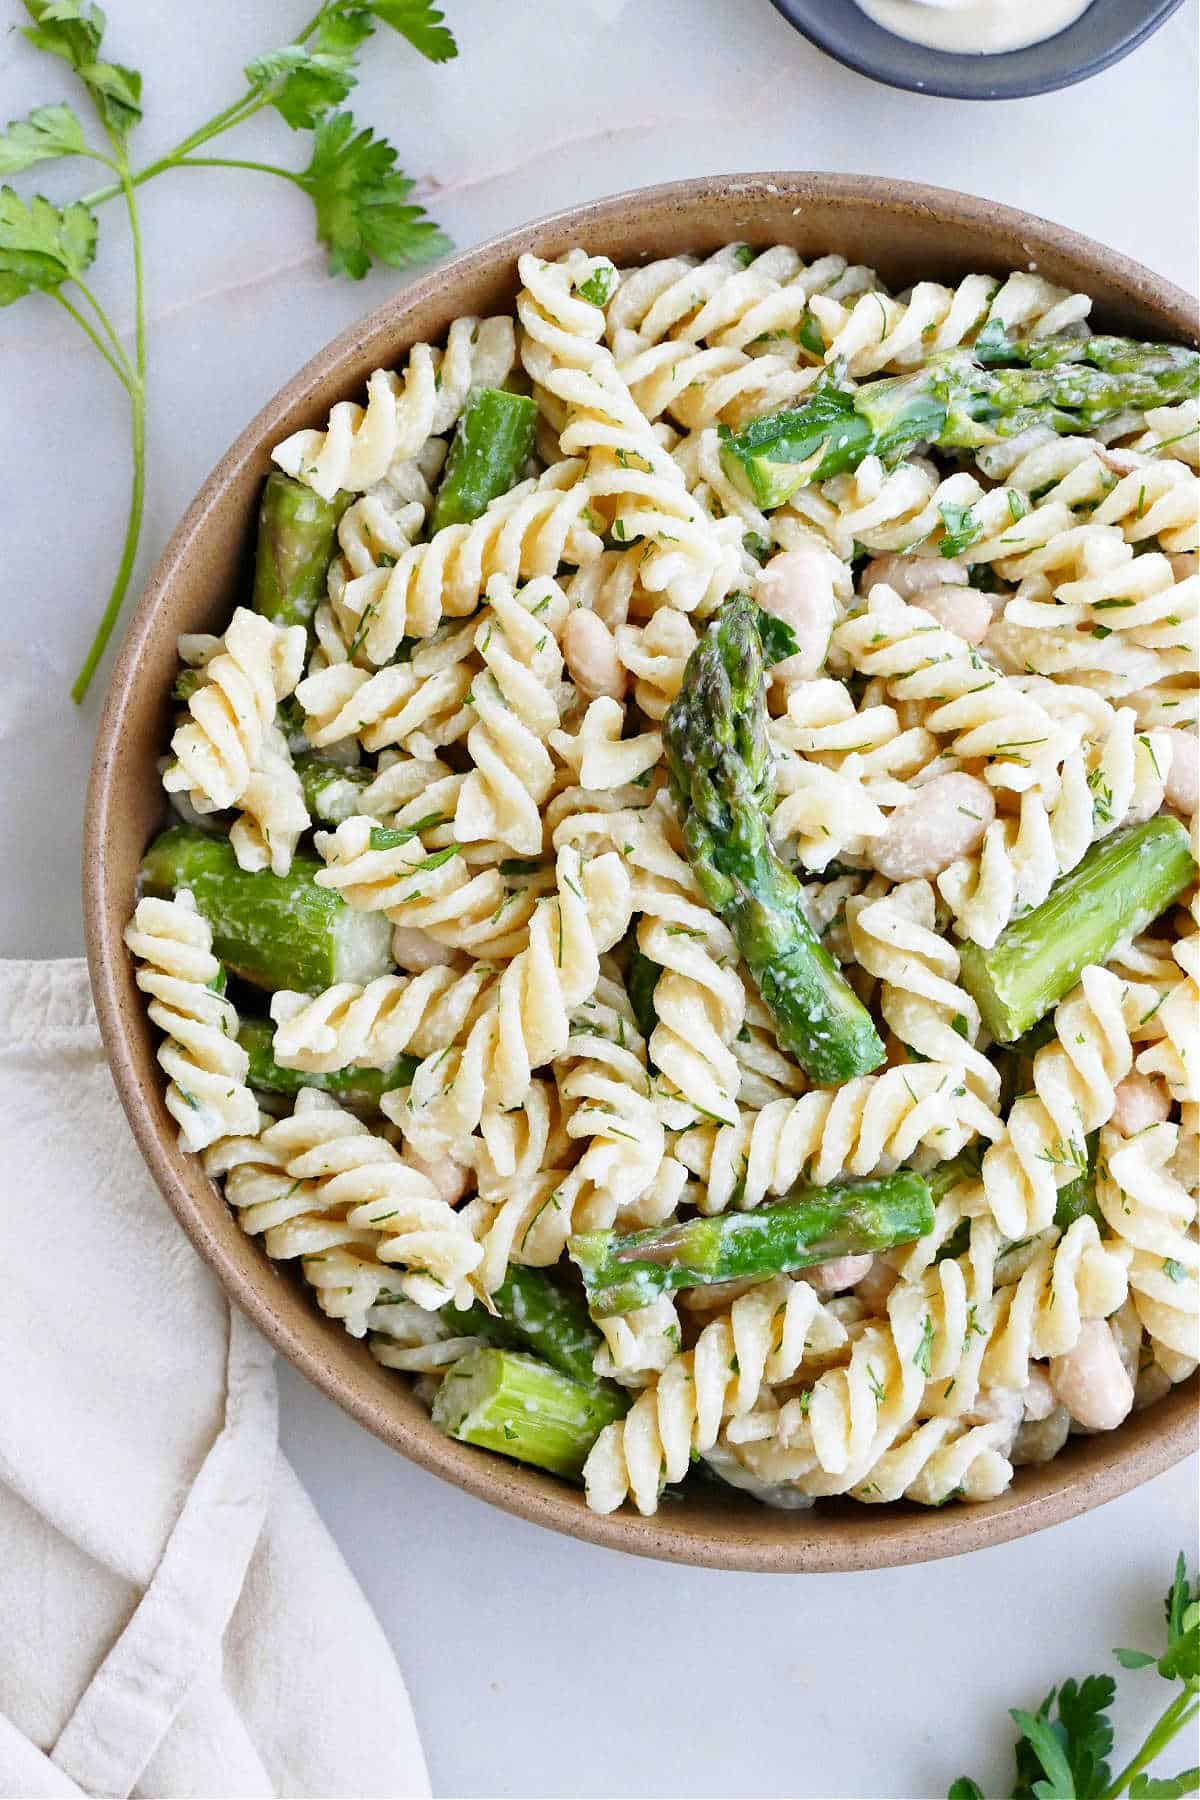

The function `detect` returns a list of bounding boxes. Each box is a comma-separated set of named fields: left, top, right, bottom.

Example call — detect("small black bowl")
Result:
left=769, top=0, right=1186, bottom=99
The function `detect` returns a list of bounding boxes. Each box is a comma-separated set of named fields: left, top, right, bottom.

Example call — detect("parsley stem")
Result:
left=72, top=142, right=148, bottom=704
left=78, top=0, right=330, bottom=208
left=71, top=376, right=145, bottom=704
left=173, top=155, right=306, bottom=186
left=51, top=291, right=135, bottom=394
left=1103, top=1688, right=1199, bottom=1797
left=70, top=276, right=137, bottom=386
left=79, top=93, right=271, bottom=207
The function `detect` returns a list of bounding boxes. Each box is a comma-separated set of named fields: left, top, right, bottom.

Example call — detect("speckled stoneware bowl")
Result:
left=85, top=174, right=1199, bottom=1572
left=770, top=0, right=1185, bottom=100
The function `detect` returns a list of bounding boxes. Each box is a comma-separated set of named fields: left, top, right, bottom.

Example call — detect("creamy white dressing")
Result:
left=855, top=0, right=1094, bottom=55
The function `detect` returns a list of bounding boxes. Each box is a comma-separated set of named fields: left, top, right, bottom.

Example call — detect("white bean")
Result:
left=1110, top=1072, right=1171, bottom=1139
left=871, top=773, right=996, bottom=882
left=1049, top=1319, right=1134, bottom=1432
left=801, top=1252, right=874, bottom=1296
left=1163, top=728, right=1199, bottom=818
left=402, top=1147, right=471, bottom=1208
left=1011, top=1406, right=1071, bottom=1466
left=853, top=1257, right=899, bottom=1309
left=1134, top=1362, right=1173, bottom=1411
left=754, top=546, right=840, bottom=682
left=963, top=1386, right=1024, bottom=1433
left=563, top=608, right=625, bottom=701
left=390, top=925, right=458, bottom=973
left=862, top=551, right=969, bottom=599
left=1021, top=1363, right=1057, bottom=1422
left=910, top=583, right=993, bottom=646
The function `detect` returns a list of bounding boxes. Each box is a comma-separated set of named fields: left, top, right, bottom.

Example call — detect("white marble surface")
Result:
left=2, top=1, right=1197, bottom=1793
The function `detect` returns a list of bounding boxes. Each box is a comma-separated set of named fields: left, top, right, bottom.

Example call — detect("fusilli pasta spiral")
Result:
left=584, top=1276, right=848, bottom=1514
left=675, top=1066, right=1001, bottom=1213
left=163, top=608, right=306, bottom=816
left=1098, top=1122, right=1199, bottom=1375
left=124, top=892, right=259, bottom=1152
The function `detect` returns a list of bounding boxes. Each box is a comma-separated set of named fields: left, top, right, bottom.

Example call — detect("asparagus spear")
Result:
left=428, top=387, right=537, bottom=534
left=294, top=754, right=374, bottom=825
left=570, top=1170, right=933, bottom=1316
left=431, top=1348, right=628, bottom=1478
left=251, top=471, right=349, bottom=628
left=959, top=817, right=1195, bottom=1044
left=237, top=1017, right=415, bottom=1108
left=441, top=1266, right=611, bottom=1389
left=720, top=335, right=1200, bottom=509
left=663, top=596, right=885, bottom=1083
left=141, top=825, right=392, bottom=993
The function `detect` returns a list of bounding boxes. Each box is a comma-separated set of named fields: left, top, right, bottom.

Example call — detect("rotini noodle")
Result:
left=124, top=892, right=259, bottom=1152
left=584, top=1276, right=848, bottom=1514
left=675, top=1066, right=1001, bottom=1214
left=163, top=608, right=306, bottom=815
left=1098, top=1122, right=1199, bottom=1374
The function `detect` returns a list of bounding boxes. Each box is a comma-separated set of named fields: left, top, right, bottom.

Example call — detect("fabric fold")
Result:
left=0, top=959, right=429, bottom=1800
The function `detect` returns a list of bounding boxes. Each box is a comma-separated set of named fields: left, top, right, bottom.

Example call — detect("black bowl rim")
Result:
left=768, top=0, right=1186, bottom=99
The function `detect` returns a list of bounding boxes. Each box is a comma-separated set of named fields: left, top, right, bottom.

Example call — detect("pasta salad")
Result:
left=127, top=243, right=1200, bottom=1517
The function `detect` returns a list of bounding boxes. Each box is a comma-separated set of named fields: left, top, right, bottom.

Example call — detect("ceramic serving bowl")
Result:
left=770, top=0, right=1185, bottom=100
left=85, top=173, right=1199, bottom=1572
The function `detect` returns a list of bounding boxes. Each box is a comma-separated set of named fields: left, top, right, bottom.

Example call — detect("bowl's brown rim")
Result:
left=85, top=172, right=1199, bottom=1574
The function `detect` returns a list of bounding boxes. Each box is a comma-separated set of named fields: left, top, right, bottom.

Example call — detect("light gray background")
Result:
left=2, top=2, right=1196, bottom=1794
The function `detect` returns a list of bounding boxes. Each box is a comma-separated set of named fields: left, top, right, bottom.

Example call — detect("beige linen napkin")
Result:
left=0, top=960, right=429, bottom=1800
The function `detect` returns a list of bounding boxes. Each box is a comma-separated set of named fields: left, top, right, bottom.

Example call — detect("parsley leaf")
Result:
left=1009, top=1686, right=1099, bottom=1798
left=22, top=0, right=143, bottom=138
left=577, top=261, right=617, bottom=307
left=297, top=111, right=450, bottom=279
left=1128, top=1775, right=1200, bottom=1798
left=953, top=1558, right=1200, bottom=1800
left=0, top=187, right=97, bottom=304
left=366, top=0, right=458, bottom=61
left=939, top=498, right=984, bottom=559
left=246, top=9, right=374, bottom=131
left=751, top=599, right=800, bottom=666
left=0, top=102, right=87, bottom=173
left=797, top=308, right=825, bottom=356
left=1054, top=1675, right=1116, bottom=1794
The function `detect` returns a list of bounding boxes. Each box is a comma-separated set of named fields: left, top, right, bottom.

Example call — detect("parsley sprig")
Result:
left=950, top=1555, right=1199, bottom=1799
left=1, top=0, right=457, bottom=701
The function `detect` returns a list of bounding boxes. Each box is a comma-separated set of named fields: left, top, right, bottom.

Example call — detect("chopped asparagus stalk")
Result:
left=431, top=1348, right=628, bottom=1479
left=429, top=387, right=537, bottom=534
left=570, top=1170, right=933, bottom=1316
left=927, top=1148, right=983, bottom=1205
left=237, top=1017, right=415, bottom=1107
left=251, top=471, right=348, bottom=628
left=379, top=1258, right=615, bottom=1389
left=720, top=335, right=1200, bottom=509
left=141, top=825, right=392, bottom=993
left=664, top=596, right=885, bottom=1083
left=441, top=1266, right=611, bottom=1389
left=294, top=754, right=374, bottom=825
left=959, top=817, right=1195, bottom=1044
